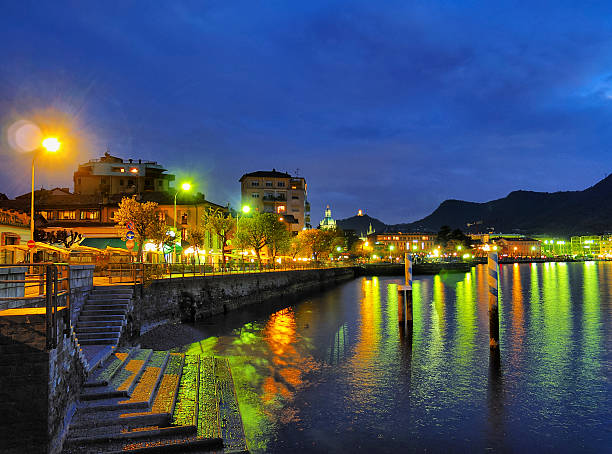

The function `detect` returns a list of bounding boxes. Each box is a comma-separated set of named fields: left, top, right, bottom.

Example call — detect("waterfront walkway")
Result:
left=62, top=347, right=248, bottom=453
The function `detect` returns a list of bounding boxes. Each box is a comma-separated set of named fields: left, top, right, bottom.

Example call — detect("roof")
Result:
left=239, top=169, right=292, bottom=181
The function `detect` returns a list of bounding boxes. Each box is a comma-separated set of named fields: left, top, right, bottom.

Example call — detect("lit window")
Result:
left=277, top=206, right=286, bottom=213
left=80, top=210, right=99, bottom=220
left=57, top=210, right=76, bottom=220
left=129, top=167, right=139, bottom=173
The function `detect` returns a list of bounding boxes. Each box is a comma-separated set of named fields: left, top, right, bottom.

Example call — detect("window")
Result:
left=251, top=193, right=259, bottom=198
left=57, top=210, right=76, bottom=220
left=119, top=179, right=124, bottom=186
left=292, top=195, right=299, bottom=200
left=251, top=180, right=259, bottom=187
left=112, top=167, right=125, bottom=173
left=265, top=181, right=273, bottom=187
left=292, top=208, right=299, bottom=212
left=80, top=210, right=99, bottom=220
left=40, top=211, right=54, bottom=220
left=181, top=213, right=188, bottom=224
left=277, top=182, right=285, bottom=187
left=277, top=205, right=286, bottom=213
left=157, top=180, right=162, bottom=187
left=127, top=179, right=135, bottom=187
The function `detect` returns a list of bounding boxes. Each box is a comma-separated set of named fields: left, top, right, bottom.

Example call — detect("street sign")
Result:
left=27, top=240, right=36, bottom=249
left=126, top=221, right=134, bottom=230
left=126, top=239, right=135, bottom=250
left=126, top=231, right=135, bottom=240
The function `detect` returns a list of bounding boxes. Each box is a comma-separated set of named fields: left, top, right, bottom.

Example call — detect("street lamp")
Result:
left=31, top=137, right=61, bottom=246
left=237, top=205, right=251, bottom=270
left=173, top=182, right=191, bottom=262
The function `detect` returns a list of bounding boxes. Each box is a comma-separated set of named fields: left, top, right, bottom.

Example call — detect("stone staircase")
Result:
left=62, top=347, right=248, bottom=453
left=75, top=286, right=133, bottom=347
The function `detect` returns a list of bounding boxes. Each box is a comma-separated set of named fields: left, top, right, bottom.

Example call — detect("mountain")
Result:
left=393, top=174, right=612, bottom=235
left=336, top=214, right=387, bottom=234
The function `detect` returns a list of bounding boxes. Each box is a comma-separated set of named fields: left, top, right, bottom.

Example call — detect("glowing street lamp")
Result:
left=30, top=137, right=61, bottom=244
left=242, top=205, right=251, bottom=214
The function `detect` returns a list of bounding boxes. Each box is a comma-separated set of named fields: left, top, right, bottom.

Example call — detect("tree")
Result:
left=114, top=196, right=166, bottom=261
left=235, top=213, right=268, bottom=265
left=297, top=228, right=336, bottom=261
left=289, top=235, right=303, bottom=259
left=265, top=216, right=292, bottom=266
left=201, top=207, right=235, bottom=267
left=187, top=227, right=206, bottom=264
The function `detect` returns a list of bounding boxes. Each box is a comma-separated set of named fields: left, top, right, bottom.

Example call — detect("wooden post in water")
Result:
left=398, top=253, right=413, bottom=328
left=488, top=252, right=500, bottom=350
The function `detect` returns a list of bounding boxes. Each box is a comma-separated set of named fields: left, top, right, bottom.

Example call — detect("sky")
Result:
left=2, top=1, right=612, bottom=224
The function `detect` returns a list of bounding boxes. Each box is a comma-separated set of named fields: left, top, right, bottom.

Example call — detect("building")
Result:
left=0, top=207, right=30, bottom=245
left=74, top=152, right=175, bottom=196
left=367, top=232, right=437, bottom=254
left=534, top=237, right=571, bottom=256
left=0, top=188, right=228, bottom=264
left=570, top=235, right=612, bottom=256
left=494, top=237, right=541, bottom=257
left=319, top=205, right=336, bottom=230
left=239, top=169, right=310, bottom=233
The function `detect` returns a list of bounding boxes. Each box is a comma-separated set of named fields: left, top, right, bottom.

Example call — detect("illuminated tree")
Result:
left=187, top=227, right=206, bottom=264
left=266, top=217, right=292, bottom=266
left=114, top=196, right=166, bottom=261
left=297, top=228, right=336, bottom=261
left=201, top=207, right=234, bottom=267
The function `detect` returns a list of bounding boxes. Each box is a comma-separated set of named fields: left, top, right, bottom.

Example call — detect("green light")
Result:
left=242, top=205, right=251, bottom=214
left=181, top=182, right=191, bottom=191
left=336, top=246, right=341, bottom=252
left=389, top=245, right=395, bottom=250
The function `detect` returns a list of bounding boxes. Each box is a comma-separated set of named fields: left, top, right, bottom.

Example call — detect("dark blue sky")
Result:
left=2, top=1, right=612, bottom=224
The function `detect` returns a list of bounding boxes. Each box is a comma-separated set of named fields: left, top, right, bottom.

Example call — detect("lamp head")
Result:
left=42, top=137, right=60, bottom=152
left=181, top=182, right=191, bottom=191
left=242, top=205, right=251, bottom=214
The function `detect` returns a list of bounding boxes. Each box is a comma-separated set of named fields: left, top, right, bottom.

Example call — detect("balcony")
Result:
left=262, top=195, right=287, bottom=202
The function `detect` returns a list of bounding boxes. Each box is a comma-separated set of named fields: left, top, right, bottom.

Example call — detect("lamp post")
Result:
left=173, top=182, right=191, bottom=262
left=238, top=205, right=250, bottom=270
left=30, top=138, right=60, bottom=253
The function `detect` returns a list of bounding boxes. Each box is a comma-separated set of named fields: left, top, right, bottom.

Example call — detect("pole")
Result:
left=398, top=252, right=413, bottom=329
left=173, top=191, right=178, bottom=263
left=30, top=156, right=35, bottom=242
left=488, top=252, right=500, bottom=350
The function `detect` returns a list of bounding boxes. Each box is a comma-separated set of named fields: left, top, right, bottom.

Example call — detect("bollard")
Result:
left=488, top=252, right=500, bottom=350
left=398, top=253, right=413, bottom=328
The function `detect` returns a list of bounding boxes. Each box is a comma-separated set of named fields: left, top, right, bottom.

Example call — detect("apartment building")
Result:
left=74, top=152, right=175, bottom=196
left=239, top=169, right=310, bottom=233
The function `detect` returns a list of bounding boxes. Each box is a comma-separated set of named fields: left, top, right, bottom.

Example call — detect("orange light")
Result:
left=41, top=137, right=60, bottom=152
left=129, top=167, right=138, bottom=173
left=279, top=217, right=284, bottom=221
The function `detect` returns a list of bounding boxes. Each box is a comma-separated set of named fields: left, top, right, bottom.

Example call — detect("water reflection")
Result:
left=173, top=262, right=611, bottom=453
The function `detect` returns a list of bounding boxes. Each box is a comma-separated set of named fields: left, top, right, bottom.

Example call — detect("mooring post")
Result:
left=488, top=252, right=500, bottom=350
left=398, top=253, right=413, bottom=328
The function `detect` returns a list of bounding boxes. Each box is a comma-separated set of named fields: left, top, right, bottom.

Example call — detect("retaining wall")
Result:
left=128, top=267, right=355, bottom=337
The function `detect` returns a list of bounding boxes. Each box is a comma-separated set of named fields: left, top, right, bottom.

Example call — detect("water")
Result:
left=169, top=263, right=611, bottom=452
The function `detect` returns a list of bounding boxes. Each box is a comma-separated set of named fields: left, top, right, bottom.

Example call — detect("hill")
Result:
left=336, top=214, right=387, bottom=234
left=393, top=174, right=612, bottom=235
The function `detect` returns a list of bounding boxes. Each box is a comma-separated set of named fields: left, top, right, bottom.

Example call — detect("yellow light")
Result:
left=493, top=246, right=498, bottom=251
left=181, top=182, right=191, bottom=191
left=279, top=217, right=284, bottom=221
left=364, top=241, right=369, bottom=246
left=242, top=205, right=251, bottom=213
left=41, top=137, right=60, bottom=152
left=129, top=167, right=139, bottom=173
left=390, top=245, right=394, bottom=250
left=457, top=245, right=462, bottom=250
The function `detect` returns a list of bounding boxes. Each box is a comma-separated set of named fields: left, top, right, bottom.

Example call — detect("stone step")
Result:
left=117, top=352, right=169, bottom=408
left=77, top=331, right=121, bottom=341
left=62, top=430, right=220, bottom=454
left=215, top=357, right=248, bottom=454
left=81, top=308, right=128, bottom=317
left=76, top=325, right=122, bottom=334
left=89, top=294, right=132, bottom=300
left=85, top=348, right=133, bottom=387
left=78, top=337, right=120, bottom=345
left=84, top=302, right=129, bottom=310
left=79, top=314, right=126, bottom=322
left=68, top=408, right=171, bottom=431
left=171, top=355, right=199, bottom=429
left=78, top=320, right=123, bottom=328
left=120, top=354, right=185, bottom=422
left=80, top=349, right=153, bottom=401
left=64, top=423, right=196, bottom=447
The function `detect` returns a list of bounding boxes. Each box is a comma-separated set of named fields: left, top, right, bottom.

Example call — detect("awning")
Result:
left=79, top=238, right=137, bottom=250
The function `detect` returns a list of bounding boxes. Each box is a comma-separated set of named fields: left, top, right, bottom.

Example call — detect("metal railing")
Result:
left=0, top=263, right=70, bottom=350
left=95, top=261, right=349, bottom=285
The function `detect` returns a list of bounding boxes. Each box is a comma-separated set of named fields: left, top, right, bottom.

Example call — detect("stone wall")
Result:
left=0, top=307, right=84, bottom=454
left=0, top=266, right=26, bottom=309
left=68, top=265, right=95, bottom=325
left=128, top=267, right=355, bottom=337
